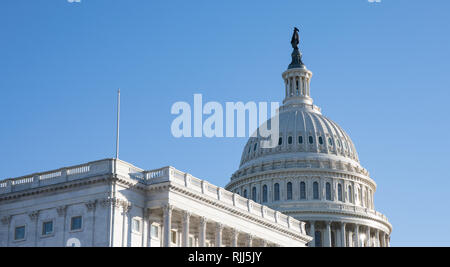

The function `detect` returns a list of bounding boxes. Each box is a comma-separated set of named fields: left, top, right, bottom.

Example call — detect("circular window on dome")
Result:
left=308, top=136, right=314, bottom=144
left=328, top=137, right=333, bottom=146
left=278, top=137, right=283, bottom=146
left=288, top=136, right=293, bottom=144
left=318, top=136, right=323, bottom=145
left=298, top=136, right=303, bottom=144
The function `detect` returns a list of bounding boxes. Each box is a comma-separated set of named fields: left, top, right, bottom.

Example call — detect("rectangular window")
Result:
left=171, top=230, right=177, bottom=244
left=42, top=221, right=53, bottom=236
left=132, top=219, right=141, bottom=233
left=14, top=226, right=25, bottom=241
left=189, top=236, right=194, bottom=247
left=151, top=225, right=159, bottom=239
left=70, top=216, right=82, bottom=231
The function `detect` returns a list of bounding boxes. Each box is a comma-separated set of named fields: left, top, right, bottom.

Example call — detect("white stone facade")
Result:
left=0, top=159, right=311, bottom=247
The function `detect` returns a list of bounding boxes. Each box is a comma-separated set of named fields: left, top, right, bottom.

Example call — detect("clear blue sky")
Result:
left=0, top=0, right=449, bottom=246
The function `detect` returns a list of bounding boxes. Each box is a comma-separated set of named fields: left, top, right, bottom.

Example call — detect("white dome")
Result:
left=240, top=105, right=360, bottom=169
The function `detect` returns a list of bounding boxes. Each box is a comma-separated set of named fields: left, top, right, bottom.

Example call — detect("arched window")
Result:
left=253, top=143, right=257, bottom=151
left=309, top=136, right=314, bottom=144
left=274, top=183, right=280, bottom=201
left=298, top=136, right=303, bottom=144
left=326, top=182, right=332, bottom=200
left=248, top=145, right=251, bottom=153
left=319, top=136, right=323, bottom=145
left=348, top=185, right=353, bottom=203
left=328, top=137, right=333, bottom=146
left=288, top=136, right=293, bottom=144
left=313, top=182, right=319, bottom=199
left=300, top=182, right=306, bottom=200
left=278, top=137, right=283, bottom=146
left=287, top=182, right=293, bottom=200
left=252, top=187, right=257, bottom=202
left=338, top=184, right=343, bottom=201
left=262, top=185, right=268, bottom=203
left=243, top=189, right=247, bottom=198
left=314, top=231, right=322, bottom=247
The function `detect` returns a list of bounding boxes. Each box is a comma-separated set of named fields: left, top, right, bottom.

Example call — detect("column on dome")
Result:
left=354, top=224, right=360, bottom=247
left=366, top=226, right=371, bottom=247
left=341, top=223, right=346, bottom=247
left=375, top=229, right=380, bottom=247
left=163, top=205, right=173, bottom=247
left=325, top=221, right=331, bottom=247
left=309, top=221, right=315, bottom=247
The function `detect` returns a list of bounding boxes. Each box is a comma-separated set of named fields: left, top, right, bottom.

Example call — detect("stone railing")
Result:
left=0, top=159, right=308, bottom=237
left=153, top=166, right=307, bottom=236
left=282, top=202, right=391, bottom=228
left=0, top=159, right=114, bottom=194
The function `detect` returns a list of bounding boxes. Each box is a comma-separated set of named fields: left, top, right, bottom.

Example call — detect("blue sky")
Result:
left=1, top=0, right=449, bottom=246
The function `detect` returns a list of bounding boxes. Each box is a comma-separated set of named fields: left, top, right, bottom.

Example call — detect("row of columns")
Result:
left=285, top=75, right=310, bottom=98
left=307, top=220, right=390, bottom=247
left=162, top=205, right=272, bottom=247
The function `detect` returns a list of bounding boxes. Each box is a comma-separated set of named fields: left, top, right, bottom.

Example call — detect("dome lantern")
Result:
left=283, top=27, right=314, bottom=106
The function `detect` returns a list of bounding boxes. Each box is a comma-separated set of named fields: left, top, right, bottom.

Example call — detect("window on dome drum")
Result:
left=252, top=187, right=257, bottom=202
left=326, top=182, right=332, bottom=200
left=278, top=137, right=283, bottom=146
left=274, top=183, right=280, bottom=201
left=243, top=189, right=248, bottom=199
left=254, top=143, right=257, bottom=151
left=288, top=136, right=292, bottom=144
left=42, top=221, right=53, bottom=236
left=151, top=224, right=159, bottom=239
left=248, top=145, right=251, bottom=153
left=319, top=136, right=323, bottom=145
left=313, top=182, right=319, bottom=199
left=298, top=135, right=303, bottom=144
left=300, top=182, right=306, bottom=200
left=14, top=226, right=25, bottom=241
left=70, top=216, right=82, bottom=231
left=328, top=137, right=333, bottom=146
left=338, top=184, right=343, bottom=201
left=348, top=186, right=353, bottom=203
left=132, top=219, right=141, bottom=233
left=262, top=185, right=268, bottom=203
left=314, top=231, right=322, bottom=247
left=287, top=182, right=293, bottom=200
left=309, top=136, right=314, bottom=144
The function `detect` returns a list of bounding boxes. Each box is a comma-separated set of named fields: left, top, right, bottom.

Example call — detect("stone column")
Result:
left=309, top=221, right=315, bottom=247
left=163, top=205, right=173, bottom=247
left=246, top=234, right=253, bottom=247
left=215, top=223, right=223, bottom=247
left=375, top=229, right=380, bottom=247
left=354, top=224, right=360, bottom=247
left=198, top=217, right=207, bottom=247
left=182, top=211, right=191, bottom=247
left=366, top=227, right=371, bottom=247
left=340, top=223, right=346, bottom=247
left=325, top=221, right=332, bottom=247
left=231, top=228, right=238, bottom=247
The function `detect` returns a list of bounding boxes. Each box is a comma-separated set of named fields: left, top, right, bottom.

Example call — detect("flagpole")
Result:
left=116, top=88, right=120, bottom=160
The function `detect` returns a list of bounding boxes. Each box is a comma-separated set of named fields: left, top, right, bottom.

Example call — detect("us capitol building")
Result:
left=0, top=29, right=391, bottom=247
